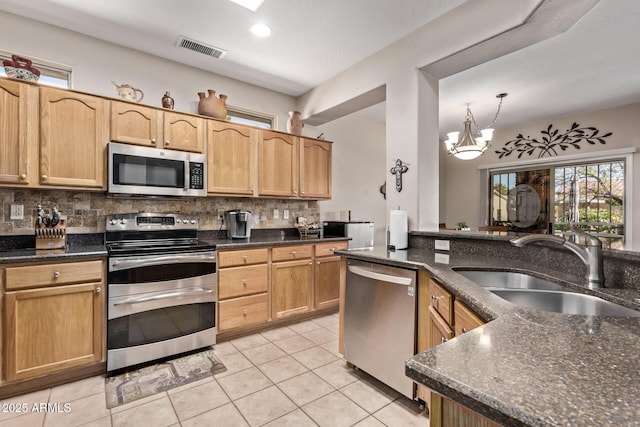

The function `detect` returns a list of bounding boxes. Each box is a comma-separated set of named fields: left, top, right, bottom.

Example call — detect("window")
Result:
left=226, top=106, right=275, bottom=129
left=1, top=52, right=72, bottom=88
left=489, top=159, right=626, bottom=248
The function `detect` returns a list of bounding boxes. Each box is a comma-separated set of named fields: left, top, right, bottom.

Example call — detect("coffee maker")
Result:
left=225, top=210, right=252, bottom=239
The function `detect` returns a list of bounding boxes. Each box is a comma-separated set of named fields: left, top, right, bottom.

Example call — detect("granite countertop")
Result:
left=337, top=246, right=640, bottom=427
left=0, top=245, right=108, bottom=264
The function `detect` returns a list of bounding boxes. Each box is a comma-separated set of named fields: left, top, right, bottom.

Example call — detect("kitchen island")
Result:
left=337, top=243, right=640, bottom=427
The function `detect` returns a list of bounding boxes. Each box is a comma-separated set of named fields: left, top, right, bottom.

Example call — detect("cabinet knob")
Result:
left=242, top=279, right=248, bottom=285
left=242, top=309, right=248, bottom=316
left=165, top=140, right=170, bottom=146
left=242, top=255, right=248, bottom=262
left=41, top=175, right=48, bottom=181
left=431, top=295, right=441, bottom=302
left=301, top=191, right=305, bottom=195
left=19, top=174, right=27, bottom=181
left=95, top=287, right=102, bottom=293
left=151, top=138, right=156, bottom=143
left=294, top=191, right=298, bottom=195
left=291, top=251, right=297, bottom=256
left=53, top=271, right=60, bottom=278
left=251, top=188, right=255, bottom=194
left=441, top=337, right=448, bottom=343
left=461, top=327, right=469, bottom=334
left=317, top=261, right=320, bottom=265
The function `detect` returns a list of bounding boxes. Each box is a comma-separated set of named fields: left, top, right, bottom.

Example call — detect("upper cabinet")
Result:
left=110, top=101, right=205, bottom=153
left=40, top=87, right=107, bottom=188
left=300, top=138, right=332, bottom=199
left=258, top=130, right=298, bottom=197
left=0, top=79, right=38, bottom=186
left=207, top=120, right=258, bottom=195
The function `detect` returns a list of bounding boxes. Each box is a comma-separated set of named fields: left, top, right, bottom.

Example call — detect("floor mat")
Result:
left=105, top=348, right=226, bottom=408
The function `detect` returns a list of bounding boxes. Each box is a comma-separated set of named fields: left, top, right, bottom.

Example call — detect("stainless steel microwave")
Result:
left=108, top=142, right=206, bottom=197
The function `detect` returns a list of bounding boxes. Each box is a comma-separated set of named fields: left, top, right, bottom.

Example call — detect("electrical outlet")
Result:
left=10, top=204, right=23, bottom=220
left=217, top=209, right=225, bottom=221
left=283, top=209, right=289, bottom=220
left=273, top=209, right=279, bottom=219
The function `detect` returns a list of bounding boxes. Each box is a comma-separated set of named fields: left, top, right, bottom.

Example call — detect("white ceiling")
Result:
left=1, top=0, right=639, bottom=136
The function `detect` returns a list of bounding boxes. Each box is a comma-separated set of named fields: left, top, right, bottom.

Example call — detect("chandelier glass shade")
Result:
left=445, top=93, right=507, bottom=160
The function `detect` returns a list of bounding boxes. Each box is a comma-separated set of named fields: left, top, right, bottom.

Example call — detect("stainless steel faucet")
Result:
left=510, top=224, right=604, bottom=289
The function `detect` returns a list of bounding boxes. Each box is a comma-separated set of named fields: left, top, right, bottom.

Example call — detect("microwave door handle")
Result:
left=113, top=288, right=214, bottom=306
left=110, top=253, right=217, bottom=271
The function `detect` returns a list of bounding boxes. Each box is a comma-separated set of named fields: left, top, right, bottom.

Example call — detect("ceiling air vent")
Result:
left=176, top=36, right=227, bottom=59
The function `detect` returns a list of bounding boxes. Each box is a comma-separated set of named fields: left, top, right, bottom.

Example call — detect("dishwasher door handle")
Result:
left=348, top=265, right=413, bottom=286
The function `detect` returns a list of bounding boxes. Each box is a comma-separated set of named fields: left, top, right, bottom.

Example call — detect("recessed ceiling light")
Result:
left=228, top=0, right=265, bottom=12
left=250, top=23, right=271, bottom=37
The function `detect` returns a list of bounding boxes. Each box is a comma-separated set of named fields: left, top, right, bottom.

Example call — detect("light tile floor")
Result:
left=0, top=313, right=428, bottom=427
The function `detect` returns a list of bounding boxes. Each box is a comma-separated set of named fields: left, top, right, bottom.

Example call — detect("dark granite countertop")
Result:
left=337, top=246, right=640, bottom=427
left=0, top=245, right=108, bottom=264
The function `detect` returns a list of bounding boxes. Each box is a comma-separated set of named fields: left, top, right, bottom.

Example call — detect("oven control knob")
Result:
left=110, top=219, right=118, bottom=225
left=119, top=218, right=128, bottom=225
left=183, top=219, right=189, bottom=224
left=190, top=220, right=197, bottom=224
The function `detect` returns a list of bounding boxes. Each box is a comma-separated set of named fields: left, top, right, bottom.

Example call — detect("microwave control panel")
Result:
left=190, top=162, right=205, bottom=189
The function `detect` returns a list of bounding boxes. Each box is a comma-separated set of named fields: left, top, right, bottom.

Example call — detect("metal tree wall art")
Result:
left=495, top=122, right=612, bottom=159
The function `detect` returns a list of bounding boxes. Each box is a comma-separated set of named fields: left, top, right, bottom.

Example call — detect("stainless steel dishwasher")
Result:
left=344, top=259, right=417, bottom=399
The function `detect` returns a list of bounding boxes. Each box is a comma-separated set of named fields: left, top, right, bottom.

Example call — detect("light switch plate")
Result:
left=217, top=209, right=225, bottom=221
left=10, top=204, right=23, bottom=220
left=283, top=209, right=289, bottom=219
left=273, top=209, right=279, bottom=219
left=434, top=253, right=450, bottom=264
left=434, top=240, right=450, bottom=251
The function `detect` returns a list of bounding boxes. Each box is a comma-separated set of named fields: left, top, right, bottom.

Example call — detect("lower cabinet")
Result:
left=217, top=248, right=269, bottom=332
left=422, top=277, right=497, bottom=427
left=313, top=241, right=347, bottom=310
left=2, top=259, right=105, bottom=382
left=271, top=258, right=313, bottom=318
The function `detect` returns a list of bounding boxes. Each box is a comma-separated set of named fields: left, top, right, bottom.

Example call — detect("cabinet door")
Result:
left=0, top=79, right=38, bottom=185
left=271, top=259, right=312, bottom=318
left=40, top=87, right=107, bottom=188
left=429, top=305, right=454, bottom=347
left=258, top=130, right=297, bottom=197
left=430, top=394, right=502, bottom=427
left=4, top=282, right=104, bottom=381
left=454, top=300, right=485, bottom=336
left=314, top=255, right=341, bottom=309
left=299, top=138, right=332, bottom=199
left=110, top=101, right=161, bottom=147
left=163, top=111, right=205, bottom=153
left=207, top=120, right=257, bottom=195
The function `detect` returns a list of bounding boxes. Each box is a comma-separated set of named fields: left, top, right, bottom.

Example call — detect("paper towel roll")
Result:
left=389, top=210, right=408, bottom=249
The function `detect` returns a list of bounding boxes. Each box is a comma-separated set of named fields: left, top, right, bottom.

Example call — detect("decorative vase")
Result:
left=162, top=91, right=175, bottom=109
left=197, top=90, right=228, bottom=119
left=287, top=111, right=304, bottom=135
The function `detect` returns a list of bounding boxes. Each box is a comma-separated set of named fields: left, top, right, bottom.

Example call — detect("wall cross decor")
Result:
left=495, top=122, right=612, bottom=159
left=389, top=159, right=409, bottom=192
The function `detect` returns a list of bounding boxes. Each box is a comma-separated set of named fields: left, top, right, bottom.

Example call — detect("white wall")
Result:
left=443, top=102, right=640, bottom=249
left=312, top=106, right=387, bottom=246
left=0, top=11, right=296, bottom=132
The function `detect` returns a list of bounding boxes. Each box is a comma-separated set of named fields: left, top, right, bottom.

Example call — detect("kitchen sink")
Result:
left=490, top=289, right=640, bottom=317
left=453, top=269, right=567, bottom=291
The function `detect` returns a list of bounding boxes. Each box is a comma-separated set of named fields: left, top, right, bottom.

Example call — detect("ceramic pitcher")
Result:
left=197, top=90, right=227, bottom=119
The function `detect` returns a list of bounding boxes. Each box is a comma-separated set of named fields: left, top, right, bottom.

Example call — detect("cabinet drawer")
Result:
left=271, top=245, right=313, bottom=262
left=219, top=293, right=268, bottom=331
left=429, top=279, right=453, bottom=325
left=218, top=248, right=268, bottom=267
left=4, top=260, right=103, bottom=290
left=219, top=264, right=268, bottom=299
left=454, top=300, right=485, bottom=336
left=315, top=241, right=348, bottom=257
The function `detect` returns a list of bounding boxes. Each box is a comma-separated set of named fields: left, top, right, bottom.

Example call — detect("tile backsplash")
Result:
left=0, top=189, right=319, bottom=235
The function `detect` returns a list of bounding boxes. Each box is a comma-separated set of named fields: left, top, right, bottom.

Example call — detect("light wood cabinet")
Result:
left=271, top=258, right=313, bottom=318
left=2, top=259, right=105, bottom=382
left=40, top=87, right=107, bottom=188
left=313, top=242, right=347, bottom=310
left=207, top=120, right=258, bottom=195
left=258, top=130, right=298, bottom=197
left=424, top=278, right=492, bottom=427
left=217, top=248, right=269, bottom=332
left=299, top=138, right=332, bottom=199
left=0, top=79, right=38, bottom=186
left=110, top=101, right=205, bottom=153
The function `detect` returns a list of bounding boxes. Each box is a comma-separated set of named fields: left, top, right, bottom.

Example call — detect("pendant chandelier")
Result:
left=445, top=93, right=508, bottom=160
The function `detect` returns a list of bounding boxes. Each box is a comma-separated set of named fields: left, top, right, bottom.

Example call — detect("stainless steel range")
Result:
left=105, top=213, right=216, bottom=372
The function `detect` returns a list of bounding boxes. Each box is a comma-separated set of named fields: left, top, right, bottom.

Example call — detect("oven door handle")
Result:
left=113, top=288, right=214, bottom=306
left=110, top=253, right=216, bottom=271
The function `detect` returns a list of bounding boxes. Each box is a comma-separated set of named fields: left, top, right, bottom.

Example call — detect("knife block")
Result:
left=35, top=216, right=67, bottom=250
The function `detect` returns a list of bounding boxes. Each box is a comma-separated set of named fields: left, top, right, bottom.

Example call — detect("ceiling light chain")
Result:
left=445, top=93, right=508, bottom=160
